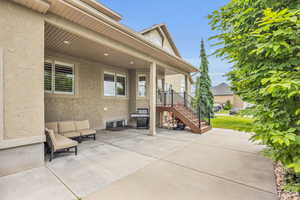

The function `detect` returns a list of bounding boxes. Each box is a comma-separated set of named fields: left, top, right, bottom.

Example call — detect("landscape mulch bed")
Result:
left=274, top=162, right=300, bottom=200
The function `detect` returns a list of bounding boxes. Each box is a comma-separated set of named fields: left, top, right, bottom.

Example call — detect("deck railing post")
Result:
left=198, top=104, right=201, bottom=129
left=171, top=89, right=174, bottom=107
left=208, top=111, right=211, bottom=126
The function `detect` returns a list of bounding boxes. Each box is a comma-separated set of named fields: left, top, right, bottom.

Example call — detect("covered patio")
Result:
left=44, top=20, right=191, bottom=136
left=0, top=128, right=277, bottom=200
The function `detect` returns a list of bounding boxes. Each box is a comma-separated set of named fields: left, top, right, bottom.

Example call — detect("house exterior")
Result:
left=212, top=83, right=245, bottom=109
left=140, top=24, right=193, bottom=95
left=0, top=0, right=198, bottom=176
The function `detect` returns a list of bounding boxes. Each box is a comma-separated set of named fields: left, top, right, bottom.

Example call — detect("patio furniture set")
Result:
left=45, top=120, right=96, bottom=161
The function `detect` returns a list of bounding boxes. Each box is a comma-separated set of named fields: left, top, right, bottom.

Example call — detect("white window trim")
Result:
left=137, top=73, right=147, bottom=97
left=116, top=73, right=127, bottom=97
left=103, top=71, right=127, bottom=97
left=44, top=60, right=75, bottom=95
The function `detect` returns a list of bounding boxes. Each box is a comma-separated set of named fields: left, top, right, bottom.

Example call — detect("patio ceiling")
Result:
left=45, top=23, right=178, bottom=75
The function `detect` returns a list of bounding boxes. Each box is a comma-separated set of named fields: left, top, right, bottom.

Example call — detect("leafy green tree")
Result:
left=194, top=39, right=214, bottom=118
left=209, top=0, right=300, bottom=191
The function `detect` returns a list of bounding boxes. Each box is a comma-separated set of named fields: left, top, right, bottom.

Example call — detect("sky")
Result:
left=98, top=0, right=231, bottom=86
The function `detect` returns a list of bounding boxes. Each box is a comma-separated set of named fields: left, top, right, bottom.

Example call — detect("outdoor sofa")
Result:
left=45, top=128, right=78, bottom=161
left=46, top=120, right=96, bottom=143
left=45, top=120, right=96, bottom=161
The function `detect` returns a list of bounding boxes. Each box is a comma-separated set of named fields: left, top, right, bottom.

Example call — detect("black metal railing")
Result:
left=156, top=89, right=211, bottom=128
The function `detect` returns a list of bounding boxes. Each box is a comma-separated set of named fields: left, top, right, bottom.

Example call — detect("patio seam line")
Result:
left=155, top=134, right=199, bottom=142
left=104, top=135, right=276, bottom=195
left=159, top=158, right=276, bottom=195
left=194, top=142, right=265, bottom=156
left=45, top=165, right=80, bottom=200
left=157, top=138, right=276, bottom=195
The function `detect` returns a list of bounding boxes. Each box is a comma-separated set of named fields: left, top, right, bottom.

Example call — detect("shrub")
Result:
left=209, top=0, right=300, bottom=191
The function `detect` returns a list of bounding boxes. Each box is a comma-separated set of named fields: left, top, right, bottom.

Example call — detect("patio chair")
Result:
left=45, top=128, right=78, bottom=161
left=75, top=120, right=96, bottom=140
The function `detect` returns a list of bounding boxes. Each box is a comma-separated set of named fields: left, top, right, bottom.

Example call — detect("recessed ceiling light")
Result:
left=63, top=40, right=70, bottom=45
left=104, top=53, right=109, bottom=57
left=130, top=61, right=134, bottom=65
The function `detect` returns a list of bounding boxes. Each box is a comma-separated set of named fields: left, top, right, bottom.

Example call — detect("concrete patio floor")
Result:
left=0, top=128, right=277, bottom=200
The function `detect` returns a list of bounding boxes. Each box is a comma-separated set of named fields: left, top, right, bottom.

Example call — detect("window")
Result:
left=104, top=72, right=127, bottom=97
left=104, top=73, right=115, bottom=96
left=44, top=60, right=75, bottom=94
left=116, top=75, right=126, bottom=96
left=138, top=74, right=146, bottom=97
left=180, top=79, right=185, bottom=93
left=54, top=62, right=74, bottom=94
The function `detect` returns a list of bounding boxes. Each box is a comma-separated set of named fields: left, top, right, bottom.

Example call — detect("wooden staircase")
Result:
left=157, top=104, right=211, bottom=134
left=156, top=90, right=212, bottom=134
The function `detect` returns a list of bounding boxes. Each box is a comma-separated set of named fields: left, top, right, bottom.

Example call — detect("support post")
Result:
left=184, top=91, right=186, bottom=107
left=171, top=89, right=174, bottom=107
left=185, top=75, right=188, bottom=94
left=149, top=61, right=157, bottom=136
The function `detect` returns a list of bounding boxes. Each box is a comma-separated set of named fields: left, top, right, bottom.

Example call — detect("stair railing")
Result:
left=156, top=90, right=211, bottom=128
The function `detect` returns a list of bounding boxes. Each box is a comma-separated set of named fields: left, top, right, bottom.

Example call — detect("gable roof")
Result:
left=140, top=24, right=181, bottom=58
left=212, top=83, right=233, bottom=96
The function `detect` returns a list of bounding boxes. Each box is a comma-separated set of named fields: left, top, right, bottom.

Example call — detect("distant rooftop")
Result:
left=212, top=83, right=233, bottom=96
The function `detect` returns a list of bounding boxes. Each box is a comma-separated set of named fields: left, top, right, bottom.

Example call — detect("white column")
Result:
left=149, top=61, right=156, bottom=136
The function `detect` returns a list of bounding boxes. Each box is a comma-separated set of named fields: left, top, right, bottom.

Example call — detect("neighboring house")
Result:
left=0, top=0, right=200, bottom=176
left=212, top=83, right=245, bottom=109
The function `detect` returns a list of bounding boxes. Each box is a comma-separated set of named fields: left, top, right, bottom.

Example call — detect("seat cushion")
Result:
left=58, top=121, right=76, bottom=134
left=46, top=122, right=58, bottom=134
left=63, top=131, right=80, bottom=138
left=75, top=120, right=90, bottom=131
left=55, top=134, right=78, bottom=151
left=80, top=129, right=96, bottom=136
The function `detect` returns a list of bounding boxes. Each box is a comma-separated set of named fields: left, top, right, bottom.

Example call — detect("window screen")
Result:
left=54, top=63, right=74, bottom=94
left=44, top=62, right=52, bottom=91
left=116, top=75, right=126, bottom=96
left=104, top=73, right=115, bottom=96
left=138, top=75, right=146, bottom=97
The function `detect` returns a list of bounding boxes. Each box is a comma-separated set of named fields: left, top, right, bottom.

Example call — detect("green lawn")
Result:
left=217, top=109, right=229, bottom=114
left=211, top=115, right=254, bottom=132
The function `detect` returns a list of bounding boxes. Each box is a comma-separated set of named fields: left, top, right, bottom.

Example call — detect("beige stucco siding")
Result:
left=45, top=51, right=130, bottom=129
left=0, top=1, right=44, bottom=139
left=233, top=95, right=244, bottom=109
left=214, top=95, right=234, bottom=105
left=165, top=74, right=185, bottom=93
left=143, top=30, right=163, bottom=47
left=163, top=37, right=176, bottom=56
left=214, top=95, right=244, bottom=109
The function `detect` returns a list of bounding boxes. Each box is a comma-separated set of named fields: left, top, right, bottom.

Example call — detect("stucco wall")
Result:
left=143, top=30, right=163, bottom=47
left=45, top=51, right=130, bottom=130
left=214, top=95, right=234, bottom=105
left=0, top=1, right=44, bottom=139
left=165, top=74, right=185, bottom=93
left=233, top=95, right=244, bottom=109
left=214, top=95, right=245, bottom=109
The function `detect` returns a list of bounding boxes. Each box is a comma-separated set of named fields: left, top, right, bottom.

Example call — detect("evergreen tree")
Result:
left=194, top=39, right=214, bottom=117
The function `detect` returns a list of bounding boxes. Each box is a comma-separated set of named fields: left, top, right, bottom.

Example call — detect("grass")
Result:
left=217, top=109, right=229, bottom=114
left=211, top=115, right=254, bottom=132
